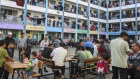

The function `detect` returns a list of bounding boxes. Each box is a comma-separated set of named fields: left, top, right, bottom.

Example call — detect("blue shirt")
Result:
left=84, top=40, right=94, bottom=48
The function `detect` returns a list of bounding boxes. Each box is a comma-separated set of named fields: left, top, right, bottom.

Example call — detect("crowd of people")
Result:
left=1, top=31, right=140, bottom=79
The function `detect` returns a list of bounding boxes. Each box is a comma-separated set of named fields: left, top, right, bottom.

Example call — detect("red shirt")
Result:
left=38, top=54, right=43, bottom=58
left=99, top=61, right=104, bottom=68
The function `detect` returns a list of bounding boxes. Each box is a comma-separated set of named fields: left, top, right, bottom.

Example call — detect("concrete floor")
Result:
left=8, top=47, right=112, bottom=79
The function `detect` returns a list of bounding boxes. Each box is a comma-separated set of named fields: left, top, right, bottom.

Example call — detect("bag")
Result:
left=26, top=62, right=33, bottom=71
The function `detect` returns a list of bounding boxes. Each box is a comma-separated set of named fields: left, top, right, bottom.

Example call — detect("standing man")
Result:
left=17, top=33, right=27, bottom=61
left=54, top=35, right=61, bottom=48
left=5, top=42, right=15, bottom=58
left=127, top=43, right=140, bottom=79
left=110, top=31, right=131, bottom=79
left=84, top=36, right=94, bottom=55
left=5, top=32, right=15, bottom=58
left=0, top=33, right=2, bottom=41
left=40, top=35, right=49, bottom=50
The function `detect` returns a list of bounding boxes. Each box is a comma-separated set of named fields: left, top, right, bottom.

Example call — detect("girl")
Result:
left=38, top=50, right=43, bottom=58
left=17, top=52, right=29, bottom=79
left=97, top=53, right=108, bottom=79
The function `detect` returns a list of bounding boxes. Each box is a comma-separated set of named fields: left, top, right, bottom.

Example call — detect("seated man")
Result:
left=50, top=43, right=67, bottom=79
left=128, top=43, right=140, bottom=79
left=42, top=44, right=54, bottom=59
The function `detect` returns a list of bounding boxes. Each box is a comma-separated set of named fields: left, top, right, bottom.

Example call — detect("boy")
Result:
left=6, top=41, right=15, bottom=58
left=25, top=51, right=38, bottom=79
left=0, top=40, right=14, bottom=79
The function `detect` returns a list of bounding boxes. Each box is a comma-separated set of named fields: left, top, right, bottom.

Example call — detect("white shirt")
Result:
left=110, top=38, right=130, bottom=68
left=51, top=47, right=67, bottom=66
left=40, top=39, right=49, bottom=50
left=93, top=44, right=98, bottom=58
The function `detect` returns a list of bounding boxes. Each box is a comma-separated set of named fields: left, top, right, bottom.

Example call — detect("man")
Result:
left=54, top=35, right=61, bottom=48
left=5, top=32, right=15, bottom=58
left=6, top=41, right=15, bottom=58
left=42, top=44, right=54, bottom=59
left=40, top=35, right=49, bottom=50
left=50, top=43, right=67, bottom=79
left=104, top=39, right=110, bottom=52
left=127, top=43, right=140, bottom=79
left=42, top=44, right=54, bottom=72
left=110, top=31, right=131, bottom=79
left=17, top=33, right=27, bottom=61
left=0, top=40, right=14, bottom=79
left=84, top=36, right=94, bottom=55
left=0, top=33, right=2, bottom=41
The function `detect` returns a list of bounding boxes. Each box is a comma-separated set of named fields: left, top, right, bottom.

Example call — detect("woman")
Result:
left=26, top=36, right=33, bottom=58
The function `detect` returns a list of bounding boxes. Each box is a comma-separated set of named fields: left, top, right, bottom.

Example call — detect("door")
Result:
left=33, top=34, right=38, bottom=42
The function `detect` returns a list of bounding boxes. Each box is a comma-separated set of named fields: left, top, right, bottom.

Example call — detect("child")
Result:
left=97, top=53, right=108, bottom=79
left=25, top=51, right=39, bottom=79
left=17, top=52, right=29, bottom=79
left=72, top=45, right=87, bottom=78
left=38, top=50, right=43, bottom=58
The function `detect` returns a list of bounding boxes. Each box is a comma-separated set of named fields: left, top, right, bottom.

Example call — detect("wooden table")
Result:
left=4, top=61, right=28, bottom=79
left=64, top=58, right=77, bottom=79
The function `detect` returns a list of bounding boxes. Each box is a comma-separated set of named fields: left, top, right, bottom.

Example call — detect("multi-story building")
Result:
left=0, top=0, right=139, bottom=42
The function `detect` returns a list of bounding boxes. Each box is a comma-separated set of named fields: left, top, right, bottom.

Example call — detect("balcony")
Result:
left=0, top=15, right=23, bottom=24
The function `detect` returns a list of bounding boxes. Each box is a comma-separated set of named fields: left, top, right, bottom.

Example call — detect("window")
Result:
left=26, top=31, right=30, bottom=34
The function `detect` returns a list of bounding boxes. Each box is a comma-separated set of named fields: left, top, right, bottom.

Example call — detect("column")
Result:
left=23, top=0, right=27, bottom=35
left=0, top=0, right=1, bottom=17
left=135, top=0, right=138, bottom=41
left=61, top=0, right=65, bottom=39
left=119, top=0, right=122, bottom=32
left=88, top=0, right=91, bottom=38
left=44, top=0, right=48, bottom=36
left=106, top=0, right=109, bottom=39
left=75, top=0, right=78, bottom=42
left=97, top=0, right=101, bottom=39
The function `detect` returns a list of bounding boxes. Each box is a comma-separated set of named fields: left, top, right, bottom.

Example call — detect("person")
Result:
left=137, top=38, right=140, bottom=45
left=42, top=44, right=54, bottom=72
left=93, top=40, right=99, bottom=58
left=54, top=35, right=61, bottom=48
left=71, top=45, right=87, bottom=78
left=127, top=43, right=140, bottom=79
left=38, top=50, right=43, bottom=58
left=17, top=52, right=29, bottom=79
left=97, top=53, right=108, bottom=79
left=0, top=40, right=14, bottom=79
left=5, top=32, right=15, bottom=58
left=110, top=31, right=131, bottom=79
left=25, top=51, right=39, bottom=79
left=104, top=39, right=110, bottom=52
left=0, top=34, right=2, bottom=41
left=26, top=36, right=33, bottom=58
left=17, top=33, right=27, bottom=61
left=80, top=41, right=84, bottom=47
left=42, top=44, right=54, bottom=59
left=98, top=40, right=110, bottom=60
left=84, top=36, right=94, bottom=55
left=40, top=36, right=49, bottom=50
left=50, top=43, right=67, bottom=79
left=85, top=47, right=93, bottom=66
left=5, top=41, right=15, bottom=58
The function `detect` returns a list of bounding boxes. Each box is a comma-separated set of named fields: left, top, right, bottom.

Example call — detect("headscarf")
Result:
left=26, top=36, right=32, bottom=44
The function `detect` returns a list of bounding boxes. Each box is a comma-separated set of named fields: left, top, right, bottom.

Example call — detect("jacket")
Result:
left=128, top=52, right=140, bottom=70
left=5, top=37, right=15, bottom=47
left=97, top=60, right=108, bottom=74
